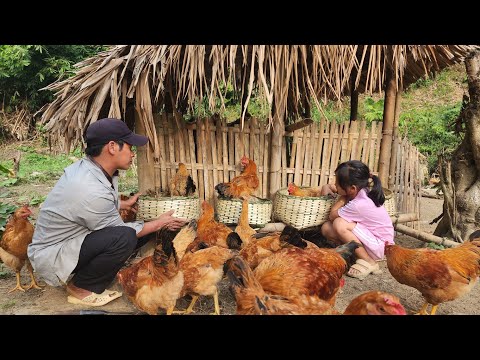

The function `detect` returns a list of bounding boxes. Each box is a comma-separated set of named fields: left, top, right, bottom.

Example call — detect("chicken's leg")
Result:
left=430, top=305, right=438, bottom=315
left=172, top=295, right=199, bottom=314
left=414, top=302, right=429, bottom=315
left=210, top=288, right=220, bottom=315
left=8, top=272, right=26, bottom=293
left=24, top=261, right=44, bottom=290
left=184, top=295, right=199, bottom=314
left=166, top=306, right=175, bottom=315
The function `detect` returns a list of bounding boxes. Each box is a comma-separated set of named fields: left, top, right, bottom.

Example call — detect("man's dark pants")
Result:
left=70, top=226, right=153, bottom=293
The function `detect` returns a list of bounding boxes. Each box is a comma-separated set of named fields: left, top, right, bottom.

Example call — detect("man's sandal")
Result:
left=347, top=259, right=383, bottom=280
left=67, top=289, right=123, bottom=307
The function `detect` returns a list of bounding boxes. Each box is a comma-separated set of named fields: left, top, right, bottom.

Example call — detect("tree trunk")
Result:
left=434, top=50, right=480, bottom=242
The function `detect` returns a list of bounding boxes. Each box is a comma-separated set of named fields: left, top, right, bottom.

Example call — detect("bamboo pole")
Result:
left=378, top=69, right=397, bottom=184
left=269, top=115, right=285, bottom=198
left=134, top=110, right=156, bottom=194
left=388, top=83, right=402, bottom=189
left=395, top=224, right=460, bottom=248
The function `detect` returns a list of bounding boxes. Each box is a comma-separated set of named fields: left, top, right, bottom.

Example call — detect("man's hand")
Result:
left=120, top=192, right=141, bottom=213
left=157, top=209, right=188, bottom=231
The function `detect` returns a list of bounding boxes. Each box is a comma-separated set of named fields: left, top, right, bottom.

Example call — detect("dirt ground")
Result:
left=1, top=193, right=479, bottom=315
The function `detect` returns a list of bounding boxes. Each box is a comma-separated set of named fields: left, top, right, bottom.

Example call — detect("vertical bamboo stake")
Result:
left=157, top=113, right=167, bottom=193
left=222, top=119, right=229, bottom=182
left=262, top=127, right=270, bottom=198
left=196, top=119, right=205, bottom=201
left=294, top=128, right=304, bottom=186
left=228, top=127, right=235, bottom=180
left=282, top=135, right=287, bottom=188
left=259, top=121, right=265, bottom=195
left=135, top=110, right=156, bottom=194
left=388, top=83, right=402, bottom=190
left=312, top=119, right=324, bottom=186
left=378, top=71, right=396, bottom=185
left=354, top=121, right=366, bottom=161
left=187, top=125, right=198, bottom=193
left=269, top=115, right=285, bottom=198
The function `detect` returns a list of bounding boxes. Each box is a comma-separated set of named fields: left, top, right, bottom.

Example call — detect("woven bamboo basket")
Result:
left=273, top=187, right=397, bottom=229
left=273, top=188, right=335, bottom=229
left=383, top=188, right=397, bottom=216
left=216, top=198, right=272, bottom=226
left=137, top=196, right=200, bottom=221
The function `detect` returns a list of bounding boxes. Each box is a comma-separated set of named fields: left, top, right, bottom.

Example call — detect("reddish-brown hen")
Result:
left=0, top=205, right=43, bottom=292
left=385, top=241, right=480, bottom=315
left=119, top=194, right=137, bottom=222
left=186, top=201, right=242, bottom=252
left=287, top=183, right=323, bottom=197
left=177, top=245, right=237, bottom=314
left=227, top=256, right=339, bottom=315
left=343, top=291, right=407, bottom=315
left=170, top=163, right=196, bottom=197
left=117, top=242, right=183, bottom=315
left=215, top=156, right=259, bottom=200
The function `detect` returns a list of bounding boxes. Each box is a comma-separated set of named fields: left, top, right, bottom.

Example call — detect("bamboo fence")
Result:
left=150, top=114, right=421, bottom=225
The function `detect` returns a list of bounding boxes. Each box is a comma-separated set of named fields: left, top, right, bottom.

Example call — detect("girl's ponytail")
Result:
left=368, top=174, right=385, bottom=206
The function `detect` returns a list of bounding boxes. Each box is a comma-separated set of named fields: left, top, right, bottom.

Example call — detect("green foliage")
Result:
left=0, top=201, right=17, bottom=235
left=311, top=101, right=350, bottom=123
left=0, top=45, right=106, bottom=112
left=0, top=263, right=12, bottom=279
left=426, top=242, right=445, bottom=250
left=362, top=97, right=385, bottom=123
left=399, top=103, right=461, bottom=172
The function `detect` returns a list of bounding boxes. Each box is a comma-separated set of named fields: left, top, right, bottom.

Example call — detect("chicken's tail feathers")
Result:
left=186, top=176, right=196, bottom=196
left=335, top=241, right=360, bottom=267
left=215, top=183, right=230, bottom=198
left=280, top=224, right=307, bottom=249
left=226, top=256, right=262, bottom=295
left=227, top=232, right=243, bottom=250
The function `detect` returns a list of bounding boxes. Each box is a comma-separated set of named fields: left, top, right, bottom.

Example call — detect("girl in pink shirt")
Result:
left=321, top=160, right=394, bottom=280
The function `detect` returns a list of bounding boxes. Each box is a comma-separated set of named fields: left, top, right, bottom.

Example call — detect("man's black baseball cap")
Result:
left=85, top=118, right=148, bottom=147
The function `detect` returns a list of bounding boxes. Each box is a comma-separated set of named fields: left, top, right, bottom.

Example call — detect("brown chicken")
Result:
left=343, top=291, right=407, bottom=315
left=215, top=156, right=259, bottom=200
left=238, top=226, right=306, bottom=269
left=172, top=220, right=197, bottom=260
left=119, top=193, right=137, bottom=222
left=254, top=240, right=358, bottom=306
left=177, top=245, right=237, bottom=315
left=0, top=205, right=43, bottom=293
left=185, top=201, right=242, bottom=252
left=170, top=163, right=196, bottom=197
left=235, top=199, right=256, bottom=245
left=385, top=241, right=480, bottom=315
left=287, top=183, right=324, bottom=197
left=227, top=256, right=340, bottom=315
left=117, top=241, right=184, bottom=315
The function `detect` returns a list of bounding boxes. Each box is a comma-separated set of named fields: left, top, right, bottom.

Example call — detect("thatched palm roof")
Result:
left=39, top=45, right=478, bottom=155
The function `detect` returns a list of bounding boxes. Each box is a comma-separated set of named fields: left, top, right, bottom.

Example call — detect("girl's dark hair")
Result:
left=85, top=140, right=125, bottom=157
left=334, top=160, right=385, bottom=206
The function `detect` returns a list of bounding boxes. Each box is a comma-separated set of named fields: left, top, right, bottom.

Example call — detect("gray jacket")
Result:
left=27, top=157, right=143, bottom=286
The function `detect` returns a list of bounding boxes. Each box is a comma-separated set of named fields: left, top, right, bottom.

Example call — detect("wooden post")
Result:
left=388, top=83, right=402, bottom=190
left=134, top=110, right=156, bottom=194
left=269, top=115, right=285, bottom=198
left=378, top=69, right=396, bottom=185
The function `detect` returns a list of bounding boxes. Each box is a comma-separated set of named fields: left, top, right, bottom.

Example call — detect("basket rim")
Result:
left=217, top=197, right=272, bottom=204
left=139, top=195, right=199, bottom=202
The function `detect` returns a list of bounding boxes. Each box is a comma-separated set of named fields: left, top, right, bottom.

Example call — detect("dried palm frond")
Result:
left=38, top=45, right=479, bottom=152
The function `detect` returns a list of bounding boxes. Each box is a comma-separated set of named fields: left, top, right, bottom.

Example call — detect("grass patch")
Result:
left=1, top=300, right=16, bottom=309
